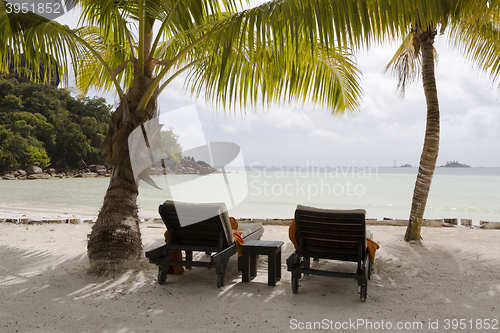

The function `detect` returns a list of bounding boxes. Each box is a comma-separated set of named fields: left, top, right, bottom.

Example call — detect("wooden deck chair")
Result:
left=286, top=205, right=372, bottom=301
left=145, top=201, right=264, bottom=288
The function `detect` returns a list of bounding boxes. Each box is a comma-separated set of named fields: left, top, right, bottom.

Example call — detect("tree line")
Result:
left=0, top=72, right=111, bottom=171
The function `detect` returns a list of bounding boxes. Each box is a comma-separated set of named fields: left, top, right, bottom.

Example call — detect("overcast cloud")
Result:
left=57, top=2, right=500, bottom=167
left=157, top=38, right=499, bottom=167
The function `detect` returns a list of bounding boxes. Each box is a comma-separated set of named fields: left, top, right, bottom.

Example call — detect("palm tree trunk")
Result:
left=404, top=28, right=440, bottom=242
left=87, top=157, right=143, bottom=272
left=87, top=71, right=156, bottom=272
left=87, top=19, right=157, bottom=272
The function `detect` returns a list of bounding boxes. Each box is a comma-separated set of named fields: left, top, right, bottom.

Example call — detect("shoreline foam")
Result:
left=2, top=212, right=498, bottom=229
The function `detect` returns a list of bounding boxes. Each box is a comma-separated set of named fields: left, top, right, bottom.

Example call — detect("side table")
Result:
left=240, top=240, right=284, bottom=286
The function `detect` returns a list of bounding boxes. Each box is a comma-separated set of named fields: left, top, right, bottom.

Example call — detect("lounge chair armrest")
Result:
left=145, top=244, right=170, bottom=260
left=211, top=244, right=237, bottom=265
left=366, top=230, right=373, bottom=240
left=286, top=250, right=300, bottom=270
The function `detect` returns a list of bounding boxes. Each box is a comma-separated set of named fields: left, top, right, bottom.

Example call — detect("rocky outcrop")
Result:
left=75, top=172, right=99, bottom=178
left=90, top=165, right=107, bottom=175
left=27, top=173, right=52, bottom=179
left=45, top=168, right=56, bottom=175
left=1, top=157, right=218, bottom=180
left=25, top=165, right=43, bottom=175
left=0, top=164, right=111, bottom=180
left=150, top=157, right=218, bottom=176
left=12, top=169, right=26, bottom=176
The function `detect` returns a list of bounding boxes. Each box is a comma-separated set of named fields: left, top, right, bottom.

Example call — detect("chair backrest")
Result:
left=294, top=205, right=366, bottom=263
left=159, top=201, right=234, bottom=251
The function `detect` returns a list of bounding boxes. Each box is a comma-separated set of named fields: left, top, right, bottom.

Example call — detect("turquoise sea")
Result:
left=0, top=166, right=499, bottom=225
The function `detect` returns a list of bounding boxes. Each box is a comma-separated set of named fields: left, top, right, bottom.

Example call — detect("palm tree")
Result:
left=240, top=0, right=499, bottom=242
left=236, top=0, right=500, bottom=241
left=1, top=0, right=363, bottom=272
left=91, top=0, right=498, bottom=248
left=385, top=27, right=441, bottom=241
left=235, top=0, right=499, bottom=242
left=383, top=2, right=500, bottom=241
left=2, top=0, right=498, bottom=270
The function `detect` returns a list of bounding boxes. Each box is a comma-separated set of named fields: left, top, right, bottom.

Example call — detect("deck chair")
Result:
left=145, top=201, right=264, bottom=288
left=286, top=205, right=372, bottom=302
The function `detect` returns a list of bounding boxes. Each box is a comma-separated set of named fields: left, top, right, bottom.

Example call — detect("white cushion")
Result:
left=236, top=222, right=264, bottom=238
left=296, top=204, right=366, bottom=216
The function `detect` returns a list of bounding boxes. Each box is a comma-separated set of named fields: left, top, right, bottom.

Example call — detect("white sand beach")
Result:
left=1, top=221, right=499, bottom=333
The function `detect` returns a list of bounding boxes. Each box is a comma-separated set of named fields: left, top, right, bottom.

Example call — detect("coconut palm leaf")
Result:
left=74, top=26, right=135, bottom=94
left=448, top=19, right=500, bottom=86
left=185, top=37, right=361, bottom=112
left=385, top=33, right=421, bottom=97
left=0, top=3, right=80, bottom=86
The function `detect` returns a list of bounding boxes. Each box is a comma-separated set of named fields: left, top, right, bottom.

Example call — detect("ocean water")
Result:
left=0, top=166, right=499, bottom=225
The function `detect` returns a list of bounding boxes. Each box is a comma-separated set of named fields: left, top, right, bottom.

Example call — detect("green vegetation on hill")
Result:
left=0, top=73, right=112, bottom=171
left=161, top=128, right=182, bottom=163
left=441, top=161, right=471, bottom=168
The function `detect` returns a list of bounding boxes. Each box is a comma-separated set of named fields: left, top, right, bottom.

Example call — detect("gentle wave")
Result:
left=0, top=167, right=498, bottom=224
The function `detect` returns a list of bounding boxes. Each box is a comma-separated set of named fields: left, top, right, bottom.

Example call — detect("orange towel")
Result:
left=288, top=219, right=379, bottom=262
left=230, top=217, right=244, bottom=256
left=366, top=238, right=380, bottom=262
left=229, top=216, right=239, bottom=229
left=232, top=230, right=244, bottom=256
left=288, top=219, right=299, bottom=250
left=164, top=230, right=185, bottom=274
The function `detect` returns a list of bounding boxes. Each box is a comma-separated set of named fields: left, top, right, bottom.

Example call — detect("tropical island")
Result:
left=440, top=161, right=471, bottom=168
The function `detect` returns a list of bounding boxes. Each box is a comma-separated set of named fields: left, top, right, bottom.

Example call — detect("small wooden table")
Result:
left=240, top=240, right=284, bottom=286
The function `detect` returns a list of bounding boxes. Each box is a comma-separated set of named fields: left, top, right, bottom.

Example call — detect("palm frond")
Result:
left=185, top=33, right=362, bottom=113
left=78, top=0, right=137, bottom=48
left=385, top=33, right=421, bottom=97
left=448, top=18, right=500, bottom=87
left=0, top=6, right=80, bottom=87
left=74, top=26, right=134, bottom=95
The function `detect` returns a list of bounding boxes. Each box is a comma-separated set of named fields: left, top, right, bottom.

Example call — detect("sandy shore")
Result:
left=1, top=221, right=499, bottom=333
left=0, top=206, right=99, bottom=222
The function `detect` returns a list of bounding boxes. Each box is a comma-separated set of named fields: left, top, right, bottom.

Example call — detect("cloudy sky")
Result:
left=58, top=1, right=500, bottom=167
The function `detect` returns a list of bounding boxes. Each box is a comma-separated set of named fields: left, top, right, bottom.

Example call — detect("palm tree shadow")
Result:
left=0, top=245, right=149, bottom=297
left=3, top=233, right=499, bottom=332
left=0, top=244, right=160, bottom=332
left=370, top=240, right=500, bottom=310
